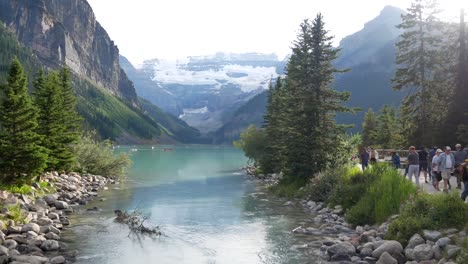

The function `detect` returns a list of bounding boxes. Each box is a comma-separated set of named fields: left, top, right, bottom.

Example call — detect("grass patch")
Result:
left=0, top=204, right=27, bottom=225
left=346, top=166, right=417, bottom=225
left=457, top=238, right=468, bottom=264
left=386, top=192, right=468, bottom=246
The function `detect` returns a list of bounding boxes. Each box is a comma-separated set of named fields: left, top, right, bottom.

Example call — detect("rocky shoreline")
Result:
left=0, top=172, right=117, bottom=264
left=243, top=167, right=467, bottom=264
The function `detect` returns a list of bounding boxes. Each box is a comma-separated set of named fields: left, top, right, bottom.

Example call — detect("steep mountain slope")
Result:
left=213, top=5, right=405, bottom=143
left=212, top=90, right=268, bottom=144
left=0, top=0, right=198, bottom=143
left=122, top=53, right=281, bottom=134
left=334, top=5, right=405, bottom=131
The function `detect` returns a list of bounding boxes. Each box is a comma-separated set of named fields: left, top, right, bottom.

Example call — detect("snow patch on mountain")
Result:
left=142, top=59, right=277, bottom=92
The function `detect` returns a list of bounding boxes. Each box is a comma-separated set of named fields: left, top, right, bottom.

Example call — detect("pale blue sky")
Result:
left=87, top=0, right=465, bottom=65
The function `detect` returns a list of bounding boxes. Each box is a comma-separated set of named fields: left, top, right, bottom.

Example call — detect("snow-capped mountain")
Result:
left=121, top=52, right=283, bottom=134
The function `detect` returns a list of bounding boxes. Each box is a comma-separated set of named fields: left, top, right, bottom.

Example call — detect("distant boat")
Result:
left=152, top=146, right=155, bottom=149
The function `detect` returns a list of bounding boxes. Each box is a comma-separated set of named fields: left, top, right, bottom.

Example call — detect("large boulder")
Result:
left=377, top=252, right=397, bottom=264
left=36, top=217, right=53, bottom=226
left=43, top=195, right=56, bottom=206
left=54, top=201, right=69, bottom=210
left=372, top=241, right=404, bottom=258
left=407, top=234, right=425, bottom=249
left=51, top=255, right=66, bottom=264
left=435, top=237, right=452, bottom=248
left=0, top=245, right=8, bottom=256
left=3, top=239, right=17, bottom=249
left=413, top=244, right=434, bottom=261
left=11, top=254, right=49, bottom=264
left=327, top=242, right=356, bottom=256
left=21, top=223, right=40, bottom=234
left=40, top=239, right=60, bottom=251
left=423, top=230, right=442, bottom=241
left=444, top=245, right=460, bottom=259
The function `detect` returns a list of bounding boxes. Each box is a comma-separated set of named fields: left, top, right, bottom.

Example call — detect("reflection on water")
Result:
left=62, top=146, right=323, bottom=264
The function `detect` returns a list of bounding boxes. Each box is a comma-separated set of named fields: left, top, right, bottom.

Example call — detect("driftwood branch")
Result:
left=114, top=205, right=163, bottom=237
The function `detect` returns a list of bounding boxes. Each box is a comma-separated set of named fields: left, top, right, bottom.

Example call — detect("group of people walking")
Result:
left=359, top=144, right=468, bottom=201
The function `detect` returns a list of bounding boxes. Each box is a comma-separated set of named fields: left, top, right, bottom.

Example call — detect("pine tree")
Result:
left=0, top=58, right=47, bottom=181
left=281, top=14, right=351, bottom=181
left=447, top=9, right=468, bottom=145
left=56, top=67, right=82, bottom=170
left=393, top=0, right=442, bottom=146
left=261, top=77, right=285, bottom=173
left=362, top=108, right=377, bottom=147
left=34, top=70, right=66, bottom=170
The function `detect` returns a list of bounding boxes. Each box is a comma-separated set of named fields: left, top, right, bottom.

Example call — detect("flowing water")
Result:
left=61, top=146, right=324, bottom=264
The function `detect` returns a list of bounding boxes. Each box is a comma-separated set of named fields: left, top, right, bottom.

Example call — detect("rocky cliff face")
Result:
left=0, top=0, right=137, bottom=104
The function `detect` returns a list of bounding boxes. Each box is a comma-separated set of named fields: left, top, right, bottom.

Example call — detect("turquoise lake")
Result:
left=62, top=146, right=322, bottom=264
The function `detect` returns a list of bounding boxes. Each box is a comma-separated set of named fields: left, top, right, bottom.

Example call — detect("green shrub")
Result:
left=0, top=204, right=27, bottom=225
left=387, top=192, right=468, bottom=246
left=0, top=184, right=33, bottom=195
left=71, top=133, right=131, bottom=178
left=305, top=169, right=343, bottom=202
left=346, top=166, right=417, bottom=225
left=457, top=238, right=468, bottom=264
left=327, top=165, right=378, bottom=209
left=269, top=180, right=305, bottom=198
left=233, top=125, right=267, bottom=166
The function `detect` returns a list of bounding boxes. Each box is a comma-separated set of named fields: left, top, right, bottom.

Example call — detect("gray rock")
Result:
left=327, top=242, right=356, bottom=256
left=0, top=245, right=8, bottom=256
left=7, top=226, right=22, bottom=234
left=390, top=252, right=406, bottom=264
left=432, top=244, right=443, bottom=260
left=21, top=223, right=40, bottom=234
left=423, top=230, right=442, bottom=241
left=48, top=213, right=59, bottom=220
left=0, top=255, right=7, bottom=264
left=43, top=195, right=56, bottom=206
left=26, top=235, right=46, bottom=247
left=372, top=241, right=403, bottom=258
left=435, top=237, right=452, bottom=248
left=40, top=239, right=59, bottom=251
left=308, top=241, right=322, bottom=247
left=54, top=201, right=69, bottom=210
left=44, top=232, right=60, bottom=240
left=444, top=245, right=460, bottom=259
left=25, top=231, right=38, bottom=238
left=3, top=239, right=17, bottom=249
left=330, top=253, right=352, bottom=261
left=360, top=247, right=373, bottom=258
left=413, top=244, right=434, bottom=261
left=11, top=254, right=49, bottom=264
left=51, top=255, right=66, bottom=264
left=36, top=217, right=53, bottom=226
left=48, top=226, right=61, bottom=235
left=438, top=258, right=447, bottom=264
left=407, top=234, right=425, bottom=249
left=376, top=252, right=397, bottom=264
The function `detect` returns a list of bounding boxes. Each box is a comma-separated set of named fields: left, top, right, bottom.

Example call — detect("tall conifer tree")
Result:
left=393, top=0, right=442, bottom=146
left=0, top=58, right=47, bottom=180
left=281, top=14, right=351, bottom=181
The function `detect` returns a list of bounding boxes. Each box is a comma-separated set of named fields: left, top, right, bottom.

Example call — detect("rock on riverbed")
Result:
left=0, top=171, right=114, bottom=263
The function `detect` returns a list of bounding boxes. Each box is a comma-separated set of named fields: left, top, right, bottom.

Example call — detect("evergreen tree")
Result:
left=0, top=58, right=47, bottom=180
left=446, top=9, right=468, bottom=145
left=281, top=14, right=352, bottom=181
left=34, top=70, right=66, bottom=170
left=261, top=77, right=285, bottom=173
left=362, top=108, right=377, bottom=147
left=56, top=67, right=82, bottom=169
left=393, top=0, right=442, bottom=146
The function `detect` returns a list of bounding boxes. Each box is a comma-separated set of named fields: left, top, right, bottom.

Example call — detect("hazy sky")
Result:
left=87, top=0, right=465, bottom=65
